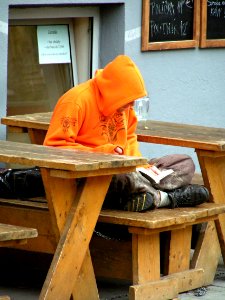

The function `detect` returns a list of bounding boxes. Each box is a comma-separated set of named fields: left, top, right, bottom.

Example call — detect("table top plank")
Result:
left=0, top=140, right=146, bottom=172
left=1, top=113, right=225, bottom=151
left=137, top=120, right=225, bottom=151
left=1, top=112, right=51, bottom=130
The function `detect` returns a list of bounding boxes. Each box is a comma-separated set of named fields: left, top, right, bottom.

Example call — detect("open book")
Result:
left=137, top=166, right=174, bottom=184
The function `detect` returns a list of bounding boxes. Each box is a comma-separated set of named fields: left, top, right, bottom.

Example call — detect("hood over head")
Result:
left=94, top=55, right=147, bottom=116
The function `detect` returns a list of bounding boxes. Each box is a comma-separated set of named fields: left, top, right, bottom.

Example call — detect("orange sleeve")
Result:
left=124, top=108, right=142, bottom=157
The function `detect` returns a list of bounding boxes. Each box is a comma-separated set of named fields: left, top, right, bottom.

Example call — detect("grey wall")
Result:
left=100, top=4, right=125, bottom=67
left=0, top=1, right=8, bottom=140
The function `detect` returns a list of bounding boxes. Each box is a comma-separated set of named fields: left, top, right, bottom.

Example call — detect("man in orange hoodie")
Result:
left=44, top=55, right=209, bottom=211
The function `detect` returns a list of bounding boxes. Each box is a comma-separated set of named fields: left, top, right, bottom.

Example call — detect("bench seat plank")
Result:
left=0, top=223, right=38, bottom=242
left=1, top=199, right=224, bottom=230
left=98, top=203, right=225, bottom=229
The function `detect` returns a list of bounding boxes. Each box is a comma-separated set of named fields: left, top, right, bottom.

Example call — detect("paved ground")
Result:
left=180, top=264, right=225, bottom=300
left=1, top=272, right=225, bottom=300
left=0, top=249, right=225, bottom=300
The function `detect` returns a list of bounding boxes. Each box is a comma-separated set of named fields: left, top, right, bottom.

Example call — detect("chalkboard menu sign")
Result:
left=150, top=0, right=194, bottom=42
left=200, top=0, right=225, bottom=47
left=142, top=0, right=200, bottom=51
left=207, top=1, right=225, bottom=39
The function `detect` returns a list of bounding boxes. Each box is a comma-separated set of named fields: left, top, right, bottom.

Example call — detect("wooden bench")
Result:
left=98, top=204, right=225, bottom=299
left=0, top=196, right=224, bottom=299
left=0, top=222, right=38, bottom=300
left=0, top=222, right=38, bottom=248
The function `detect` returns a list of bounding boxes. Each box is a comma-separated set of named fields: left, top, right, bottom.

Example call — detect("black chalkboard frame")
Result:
left=200, top=0, right=225, bottom=48
left=141, top=0, right=200, bottom=51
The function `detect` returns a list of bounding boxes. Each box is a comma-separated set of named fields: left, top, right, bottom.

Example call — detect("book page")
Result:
left=137, top=166, right=174, bottom=184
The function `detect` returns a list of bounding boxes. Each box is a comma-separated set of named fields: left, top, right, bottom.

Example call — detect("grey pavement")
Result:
left=179, top=264, right=225, bottom=300
left=0, top=249, right=225, bottom=300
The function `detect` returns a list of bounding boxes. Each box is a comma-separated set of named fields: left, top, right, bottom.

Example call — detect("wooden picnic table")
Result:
left=0, top=139, right=146, bottom=300
left=1, top=112, right=225, bottom=285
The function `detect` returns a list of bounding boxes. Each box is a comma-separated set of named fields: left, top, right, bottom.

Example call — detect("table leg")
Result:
left=131, top=232, right=160, bottom=284
left=167, top=226, right=192, bottom=274
left=39, top=173, right=112, bottom=300
left=41, top=169, right=99, bottom=299
left=28, top=128, right=46, bottom=145
left=72, top=249, right=99, bottom=300
left=197, top=150, right=225, bottom=263
left=191, top=221, right=220, bottom=285
left=40, top=169, right=77, bottom=239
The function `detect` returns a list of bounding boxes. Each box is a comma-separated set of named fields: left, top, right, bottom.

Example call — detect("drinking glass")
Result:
left=134, top=96, right=150, bottom=121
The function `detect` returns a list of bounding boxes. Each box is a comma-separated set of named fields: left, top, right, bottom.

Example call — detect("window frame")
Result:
left=9, top=6, right=100, bottom=80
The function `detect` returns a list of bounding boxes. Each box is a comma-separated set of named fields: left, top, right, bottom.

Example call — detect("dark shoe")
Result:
left=168, top=184, right=209, bottom=208
left=124, top=192, right=156, bottom=212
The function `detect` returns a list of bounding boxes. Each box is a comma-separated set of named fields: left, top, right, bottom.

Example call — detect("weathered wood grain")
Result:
left=0, top=140, right=147, bottom=172
left=0, top=223, right=37, bottom=242
left=98, top=203, right=225, bottom=229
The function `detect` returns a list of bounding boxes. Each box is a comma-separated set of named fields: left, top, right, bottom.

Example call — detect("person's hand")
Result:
left=114, top=146, right=123, bottom=155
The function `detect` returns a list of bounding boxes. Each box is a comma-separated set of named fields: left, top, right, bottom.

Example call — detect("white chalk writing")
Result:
left=150, top=0, right=193, bottom=16
left=150, top=0, right=193, bottom=39
left=150, top=20, right=189, bottom=37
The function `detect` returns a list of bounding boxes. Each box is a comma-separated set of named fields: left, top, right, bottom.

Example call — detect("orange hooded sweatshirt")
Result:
left=43, top=55, right=147, bottom=156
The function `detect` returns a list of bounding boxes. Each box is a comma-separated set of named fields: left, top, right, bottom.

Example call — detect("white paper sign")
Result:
left=37, top=25, right=71, bottom=64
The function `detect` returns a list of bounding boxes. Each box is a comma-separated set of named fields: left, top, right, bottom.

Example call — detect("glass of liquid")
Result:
left=134, top=96, right=150, bottom=121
